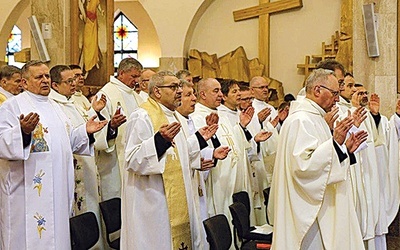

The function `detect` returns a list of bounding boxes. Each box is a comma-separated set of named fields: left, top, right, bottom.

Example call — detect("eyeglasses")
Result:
left=156, top=83, right=183, bottom=91
left=357, top=91, right=369, bottom=96
left=240, top=97, right=254, bottom=102
left=59, top=77, right=77, bottom=85
left=318, top=85, right=340, bottom=97
left=74, top=73, right=84, bottom=78
left=252, top=85, right=269, bottom=90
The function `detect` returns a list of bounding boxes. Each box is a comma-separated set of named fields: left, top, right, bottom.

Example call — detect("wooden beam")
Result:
left=233, top=0, right=302, bottom=22
left=259, top=0, right=270, bottom=76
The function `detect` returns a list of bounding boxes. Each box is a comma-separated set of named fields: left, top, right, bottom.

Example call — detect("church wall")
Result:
left=16, top=5, right=31, bottom=51
left=190, top=0, right=341, bottom=96
left=353, top=0, right=397, bottom=117
left=0, top=0, right=30, bottom=60
left=114, top=1, right=161, bottom=68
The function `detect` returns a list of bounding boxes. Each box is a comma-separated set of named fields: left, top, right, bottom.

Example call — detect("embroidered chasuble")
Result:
left=140, top=98, right=191, bottom=249
left=0, top=91, right=91, bottom=249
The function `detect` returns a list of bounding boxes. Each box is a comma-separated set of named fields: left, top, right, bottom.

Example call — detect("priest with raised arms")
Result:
left=0, top=60, right=107, bottom=250
left=269, top=68, right=368, bottom=249
left=121, top=71, right=218, bottom=250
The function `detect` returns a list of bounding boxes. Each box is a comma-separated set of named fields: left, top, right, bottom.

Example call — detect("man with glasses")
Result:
left=95, top=57, right=142, bottom=201
left=270, top=68, right=367, bottom=249
left=351, top=83, right=400, bottom=249
left=69, top=64, right=91, bottom=111
left=0, top=60, right=107, bottom=249
left=121, top=71, right=216, bottom=249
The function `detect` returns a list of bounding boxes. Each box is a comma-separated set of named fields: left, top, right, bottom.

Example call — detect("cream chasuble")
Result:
left=0, top=91, right=91, bottom=250
left=49, top=90, right=104, bottom=248
left=269, top=99, right=364, bottom=250
left=97, top=76, right=143, bottom=200
left=121, top=98, right=201, bottom=250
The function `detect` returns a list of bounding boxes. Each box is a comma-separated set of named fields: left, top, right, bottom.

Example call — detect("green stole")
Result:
left=141, top=98, right=192, bottom=249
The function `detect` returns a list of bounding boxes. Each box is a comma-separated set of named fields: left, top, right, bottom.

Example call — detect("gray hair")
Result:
left=305, top=69, right=335, bottom=93
left=21, top=60, right=46, bottom=79
left=117, top=58, right=143, bottom=76
left=176, top=69, right=191, bottom=79
left=148, top=71, right=176, bottom=95
left=0, top=65, right=21, bottom=80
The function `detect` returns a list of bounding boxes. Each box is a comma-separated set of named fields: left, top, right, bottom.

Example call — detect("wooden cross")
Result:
left=233, top=0, right=303, bottom=77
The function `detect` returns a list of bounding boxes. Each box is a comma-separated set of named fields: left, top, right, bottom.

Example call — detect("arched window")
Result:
left=6, top=25, right=22, bottom=65
left=114, top=11, right=138, bottom=70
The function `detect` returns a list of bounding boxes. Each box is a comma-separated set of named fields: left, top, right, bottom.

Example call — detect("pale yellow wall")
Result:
left=114, top=1, right=161, bottom=67
left=16, top=5, right=31, bottom=50
left=191, top=0, right=341, bottom=96
left=0, top=0, right=30, bottom=59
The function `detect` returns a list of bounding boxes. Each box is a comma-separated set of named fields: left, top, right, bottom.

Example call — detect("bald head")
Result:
left=140, top=69, right=156, bottom=93
left=197, top=78, right=223, bottom=109
left=250, top=76, right=270, bottom=101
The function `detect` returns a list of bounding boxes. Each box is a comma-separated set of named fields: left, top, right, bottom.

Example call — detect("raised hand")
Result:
left=278, top=106, right=289, bottom=122
left=257, top=107, right=271, bottom=123
left=254, top=130, right=273, bottom=143
left=20, top=112, right=40, bottom=134
left=346, top=130, right=368, bottom=153
left=92, top=94, right=107, bottom=112
left=369, top=93, right=380, bottom=115
left=352, top=106, right=367, bottom=128
left=324, top=106, right=339, bottom=130
left=240, top=106, right=255, bottom=128
left=198, top=124, right=219, bottom=141
left=159, top=122, right=181, bottom=142
left=199, top=158, right=214, bottom=171
left=351, top=90, right=362, bottom=107
left=333, top=113, right=354, bottom=145
left=213, top=146, right=230, bottom=160
left=86, top=115, right=108, bottom=134
left=110, top=108, right=127, bottom=129
left=206, top=112, right=219, bottom=126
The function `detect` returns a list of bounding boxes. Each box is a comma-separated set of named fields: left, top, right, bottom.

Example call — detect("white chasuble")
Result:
left=0, top=91, right=91, bottom=250
left=270, top=99, right=364, bottom=250
left=121, top=99, right=200, bottom=250
left=96, top=77, right=143, bottom=200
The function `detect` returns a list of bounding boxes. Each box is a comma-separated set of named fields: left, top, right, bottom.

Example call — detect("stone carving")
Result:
left=188, top=46, right=284, bottom=107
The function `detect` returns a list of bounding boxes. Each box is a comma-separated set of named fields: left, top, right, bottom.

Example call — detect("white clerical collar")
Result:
left=218, top=104, right=238, bottom=115
left=26, top=91, right=49, bottom=102
left=159, top=102, right=175, bottom=117
left=196, top=102, right=217, bottom=112
left=253, top=98, right=266, bottom=106
left=110, top=76, right=134, bottom=94
left=338, top=96, right=352, bottom=108
left=74, top=90, right=83, bottom=97
left=305, top=98, right=327, bottom=116
left=48, top=89, right=73, bottom=104
left=0, top=87, right=13, bottom=98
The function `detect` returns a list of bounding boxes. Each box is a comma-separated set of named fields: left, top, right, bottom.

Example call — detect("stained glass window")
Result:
left=6, top=25, right=22, bottom=64
left=114, top=12, right=138, bottom=70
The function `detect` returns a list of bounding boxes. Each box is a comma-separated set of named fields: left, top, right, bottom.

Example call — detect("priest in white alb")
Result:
left=0, top=60, right=107, bottom=250
left=121, top=71, right=217, bottom=250
left=269, top=69, right=368, bottom=249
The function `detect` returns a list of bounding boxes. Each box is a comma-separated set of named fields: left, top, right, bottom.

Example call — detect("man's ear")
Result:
left=51, top=82, right=59, bottom=91
left=153, top=87, right=161, bottom=99
left=21, top=78, right=28, bottom=90
left=199, top=90, right=206, bottom=100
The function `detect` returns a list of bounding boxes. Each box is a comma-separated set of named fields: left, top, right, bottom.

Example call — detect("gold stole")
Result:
left=141, top=98, right=192, bottom=249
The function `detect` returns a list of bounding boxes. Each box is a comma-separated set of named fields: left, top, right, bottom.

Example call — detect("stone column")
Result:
left=31, top=0, right=70, bottom=66
left=353, top=0, right=397, bottom=117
